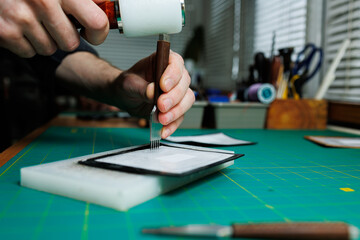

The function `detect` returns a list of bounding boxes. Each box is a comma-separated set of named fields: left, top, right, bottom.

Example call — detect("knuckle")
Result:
left=42, top=45, right=57, bottom=56
left=22, top=50, right=36, bottom=58
left=62, top=38, right=80, bottom=52
left=15, top=6, right=34, bottom=26
left=177, top=115, right=185, bottom=126
left=14, top=45, right=36, bottom=58
left=36, top=0, right=52, bottom=11
left=18, top=14, right=33, bottom=27
left=184, top=70, right=191, bottom=85
left=167, top=122, right=176, bottom=133
left=171, top=51, right=183, bottom=63
left=91, top=12, right=109, bottom=31
left=2, top=29, right=22, bottom=42
left=0, top=21, right=22, bottom=43
left=187, top=88, right=196, bottom=103
left=172, top=116, right=184, bottom=131
left=173, top=103, right=184, bottom=117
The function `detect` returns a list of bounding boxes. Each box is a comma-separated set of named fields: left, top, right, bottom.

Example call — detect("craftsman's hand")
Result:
left=0, top=0, right=109, bottom=58
left=113, top=51, right=195, bottom=138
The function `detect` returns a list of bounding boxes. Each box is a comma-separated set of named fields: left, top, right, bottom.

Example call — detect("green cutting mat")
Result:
left=1, top=127, right=360, bottom=239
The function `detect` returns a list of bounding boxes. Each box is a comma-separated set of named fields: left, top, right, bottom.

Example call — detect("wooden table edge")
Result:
left=0, top=115, right=141, bottom=168
left=0, top=123, right=50, bottom=168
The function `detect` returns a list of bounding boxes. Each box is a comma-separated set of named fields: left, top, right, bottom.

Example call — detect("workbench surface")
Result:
left=1, top=126, right=360, bottom=239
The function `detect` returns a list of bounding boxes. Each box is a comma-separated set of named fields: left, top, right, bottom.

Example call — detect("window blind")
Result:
left=253, top=0, right=307, bottom=58
left=92, top=0, right=195, bottom=71
left=203, top=0, right=236, bottom=90
left=324, top=0, right=360, bottom=102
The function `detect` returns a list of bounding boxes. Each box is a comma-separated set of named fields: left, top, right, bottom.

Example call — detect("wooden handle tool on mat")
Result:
left=154, top=34, right=170, bottom=105
left=150, top=34, right=170, bottom=150
left=142, top=222, right=359, bottom=239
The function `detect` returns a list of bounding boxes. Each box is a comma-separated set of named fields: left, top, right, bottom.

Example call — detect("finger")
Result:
left=146, top=82, right=155, bottom=100
left=158, top=88, right=195, bottom=126
left=161, top=115, right=184, bottom=139
left=11, top=3, right=58, bottom=56
left=0, top=38, right=36, bottom=58
left=39, top=3, right=80, bottom=51
left=63, top=0, right=109, bottom=45
left=0, top=25, right=36, bottom=58
left=157, top=68, right=191, bottom=113
left=23, top=19, right=57, bottom=56
left=160, top=51, right=185, bottom=92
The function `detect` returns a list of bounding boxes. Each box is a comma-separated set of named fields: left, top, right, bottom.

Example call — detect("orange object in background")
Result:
left=97, top=1, right=119, bottom=29
left=266, top=99, right=327, bottom=129
left=71, top=1, right=119, bottom=30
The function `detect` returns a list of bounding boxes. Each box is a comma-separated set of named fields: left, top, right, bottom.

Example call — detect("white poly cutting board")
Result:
left=21, top=143, right=234, bottom=211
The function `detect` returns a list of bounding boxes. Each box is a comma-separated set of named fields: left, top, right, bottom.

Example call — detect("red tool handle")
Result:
left=71, top=1, right=119, bottom=29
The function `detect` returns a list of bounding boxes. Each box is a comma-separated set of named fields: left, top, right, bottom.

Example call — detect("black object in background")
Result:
left=0, top=48, right=60, bottom=152
left=278, top=47, right=294, bottom=73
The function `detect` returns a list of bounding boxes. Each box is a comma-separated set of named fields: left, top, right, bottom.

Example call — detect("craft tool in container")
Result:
left=315, top=39, right=350, bottom=100
left=289, top=43, right=323, bottom=99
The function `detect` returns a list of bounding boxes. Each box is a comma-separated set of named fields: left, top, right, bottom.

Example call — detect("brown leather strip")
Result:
left=232, top=222, right=349, bottom=240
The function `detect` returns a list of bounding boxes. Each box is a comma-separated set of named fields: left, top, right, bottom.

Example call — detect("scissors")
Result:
left=290, top=43, right=323, bottom=99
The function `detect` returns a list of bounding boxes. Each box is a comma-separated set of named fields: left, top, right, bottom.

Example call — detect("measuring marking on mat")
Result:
left=238, top=164, right=356, bottom=188
left=39, top=148, right=54, bottom=165
left=220, top=171, right=290, bottom=222
left=92, top=131, right=97, bottom=154
left=266, top=205, right=274, bottom=209
left=265, top=143, right=360, bottom=181
left=66, top=146, right=76, bottom=160
left=109, top=135, right=115, bottom=149
left=264, top=169, right=287, bottom=181
left=156, top=197, right=174, bottom=226
left=311, top=163, right=360, bottom=180
left=0, top=143, right=38, bottom=177
left=221, top=171, right=264, bottom=202
left=125, top=211, right=136, bottom=240
left=306, top=168, right=336, bottom=180
left=233, top=164, right=360, bottom=170
left=340, top=188, right=355, bottom=192
left=33, top=195, right=54, bottom=239
left=277, top=165, right=312, bottom=181
left=208, top=182, right=250, bottom=220
left=81, top=202, right=90, bottom=240
left=184, top=186, right=213, bottom=223
left=238, top=168, right=304, bottom=212
left=263, top=160, right=327, bottom=188
left=0, top=189, right=22, bottom=219
left=71, top=128, right=78, bottom=134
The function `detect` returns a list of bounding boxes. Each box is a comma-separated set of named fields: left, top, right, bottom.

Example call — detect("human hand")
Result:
left=0, top=0, right=109, bottom=58
left=111, top=51, right=195, bottom=138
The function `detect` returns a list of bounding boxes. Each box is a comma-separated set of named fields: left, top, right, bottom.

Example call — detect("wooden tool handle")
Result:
left=154, top=40, right=170, bottom=106
left=71, top=2, right=119, bottom=29
left=232, top=222, right=350, bottom=240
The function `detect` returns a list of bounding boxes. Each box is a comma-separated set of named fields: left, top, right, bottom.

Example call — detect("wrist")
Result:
left=56, top=51, right=122, bottom=98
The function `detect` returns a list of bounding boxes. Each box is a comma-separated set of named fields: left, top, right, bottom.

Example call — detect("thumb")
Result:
left=146, top=82, right=155, bottom=101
